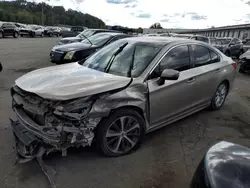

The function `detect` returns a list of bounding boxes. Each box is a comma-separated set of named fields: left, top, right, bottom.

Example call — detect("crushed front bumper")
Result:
left=10, top=119, right=41, bottom=160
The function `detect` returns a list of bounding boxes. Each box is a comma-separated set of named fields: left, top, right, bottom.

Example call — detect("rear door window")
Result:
left=191, top=45, right=210, bottom=67
left=191, top=45, right=220, bottom=67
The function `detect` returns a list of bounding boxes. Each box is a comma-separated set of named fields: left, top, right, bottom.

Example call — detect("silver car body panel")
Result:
left=15, top=62, right=131, bottom=100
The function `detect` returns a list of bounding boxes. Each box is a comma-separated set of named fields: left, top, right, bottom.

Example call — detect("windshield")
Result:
left=221, top=39, right=231, bottom=45
left=81, top=34, right=112, bottom=46
left=77, top=30, right=95, bottom=38
left=82, top=40, right=161, bottom=77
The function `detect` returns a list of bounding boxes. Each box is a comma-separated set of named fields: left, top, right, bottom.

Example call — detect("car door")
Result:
left=189, top=44, right=222, bottom=104
left=147, top=45, right=198, bottom=126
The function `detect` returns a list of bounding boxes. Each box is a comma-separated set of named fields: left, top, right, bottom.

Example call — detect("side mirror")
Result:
left=157, top=69, right=179, bottom=85
left=0, top=62, right=2, bottom=72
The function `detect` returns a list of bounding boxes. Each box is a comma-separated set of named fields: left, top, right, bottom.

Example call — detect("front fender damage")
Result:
left=10, top=82, right=148, bottom=187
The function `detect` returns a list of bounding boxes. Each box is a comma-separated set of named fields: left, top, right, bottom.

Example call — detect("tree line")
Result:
left=0, top=0, right=106, bottom=28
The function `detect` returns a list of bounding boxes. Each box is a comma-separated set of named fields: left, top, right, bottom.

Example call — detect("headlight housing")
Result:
left=64, top=51, right=76, bottom=60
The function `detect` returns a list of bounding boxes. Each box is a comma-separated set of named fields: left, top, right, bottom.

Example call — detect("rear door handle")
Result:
left=186, top=78, right=195, bottom=83
left=215, top=68, right=221, bottom=72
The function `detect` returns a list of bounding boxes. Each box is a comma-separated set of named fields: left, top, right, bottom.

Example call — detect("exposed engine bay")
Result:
left=11, top=85, right=103, bottom=160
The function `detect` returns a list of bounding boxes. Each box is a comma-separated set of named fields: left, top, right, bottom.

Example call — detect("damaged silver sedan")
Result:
left=11, top=37, right=236, bottom=159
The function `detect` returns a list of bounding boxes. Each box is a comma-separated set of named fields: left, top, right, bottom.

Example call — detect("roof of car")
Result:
left=87, top=29, right=121, bottom=32
left=93, top=32, right=129, bottom=37
left=122, top=36, right=194, bottom=45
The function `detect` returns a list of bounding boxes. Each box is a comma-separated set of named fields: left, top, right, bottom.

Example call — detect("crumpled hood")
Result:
left=15, top=63, right=131, bottom=100
left=58, top=37, right=82, bottom=45
left=52, top=42, right=94, bottom=52
left=240, top=50, right=250, bottom=59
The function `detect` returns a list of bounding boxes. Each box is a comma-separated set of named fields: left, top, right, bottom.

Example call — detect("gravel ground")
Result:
left=1, top=37, right=250, bottom=188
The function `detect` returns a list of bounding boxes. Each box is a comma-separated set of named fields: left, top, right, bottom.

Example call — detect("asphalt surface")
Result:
left=1, top=37, right=250, bottom=188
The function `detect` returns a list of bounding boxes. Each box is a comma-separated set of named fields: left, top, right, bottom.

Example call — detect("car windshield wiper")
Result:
left=80, top=34, right=93, bottom=45
left=105, top=42, right=128, bottom=72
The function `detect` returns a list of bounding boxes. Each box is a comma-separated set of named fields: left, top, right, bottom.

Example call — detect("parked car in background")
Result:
left=58, top=29, right=122, bottom=45
left=242, top=39, right=250, bottom=52
left=12, top=37, right=236, bottom=159
left=143, top=33, right=161, bottom=37
left=209, top=37, right=217, bottom=46
left=44, top=26, right=61, bottom=37
left=0, top=22, right=19, bottom=38
left=20, top=25, right=44, bottom=37
left=50, top=32, right=130, bottom=64
left=215, top=37, right=243, bottom=58
left=238, top=50, right=250, bottom=73
left=174, top=34, right=194, bottom=39
left=175, top=34, right=210, bottom=43
left=0, top=28, right=3, bottom=38
left=191, top=141, right=250, bottom=188
left=61, top=26, right=87, bottom=38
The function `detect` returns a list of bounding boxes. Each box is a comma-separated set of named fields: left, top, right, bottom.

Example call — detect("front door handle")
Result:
left=186, top=78, right=195, bottom=83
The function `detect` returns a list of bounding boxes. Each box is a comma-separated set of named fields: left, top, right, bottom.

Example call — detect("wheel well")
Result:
left=110, top=106, right=145, bottom=119
left=221, top=80, right=230, bottom=91
left=93, top=106, right=145, bottom=139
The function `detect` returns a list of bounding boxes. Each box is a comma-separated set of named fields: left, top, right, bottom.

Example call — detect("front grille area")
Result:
left=50, top=50, right=65, bottom=61
left=11, top=86, right=50, bottom=125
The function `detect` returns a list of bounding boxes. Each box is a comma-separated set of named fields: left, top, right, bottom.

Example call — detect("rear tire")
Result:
left=0, top=31, right=3, bottom=38
left=97, top=109, right=145, bottom=157
left=210, top=82, right=228, bottom=110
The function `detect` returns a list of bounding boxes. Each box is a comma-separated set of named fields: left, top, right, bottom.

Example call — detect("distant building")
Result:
left=178, top=23, right=250, bottom=40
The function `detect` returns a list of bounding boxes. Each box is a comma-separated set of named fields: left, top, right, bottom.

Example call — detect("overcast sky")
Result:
left=36, top=0, right=250, bottom=28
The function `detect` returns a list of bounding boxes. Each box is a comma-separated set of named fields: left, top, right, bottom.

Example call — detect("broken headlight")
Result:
left=54, top=96, right=94, bottom=120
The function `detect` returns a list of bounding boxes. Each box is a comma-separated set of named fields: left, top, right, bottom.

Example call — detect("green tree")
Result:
left=0, top=0, right=106, bottom=28
left=150, top=23, right=163, bottom=29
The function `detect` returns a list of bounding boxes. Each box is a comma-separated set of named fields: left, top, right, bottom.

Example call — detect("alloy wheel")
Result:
left=105, top=116, right=140, bottom=154
left=215, top=84, right=227, bottom=108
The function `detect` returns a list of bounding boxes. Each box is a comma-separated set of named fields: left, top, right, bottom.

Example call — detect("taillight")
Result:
left=232, top=61, right=237, bottom=69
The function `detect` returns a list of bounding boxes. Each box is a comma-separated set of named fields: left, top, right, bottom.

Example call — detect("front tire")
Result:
left=0, top=31, right=3, bottom=38
left=210, top=82, right=228, bottom=110
left=13, top=32, right=18, bottom=38
left=97, top=109, right=145, bottom=157
left=41, top=32, right=44, bottom=38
